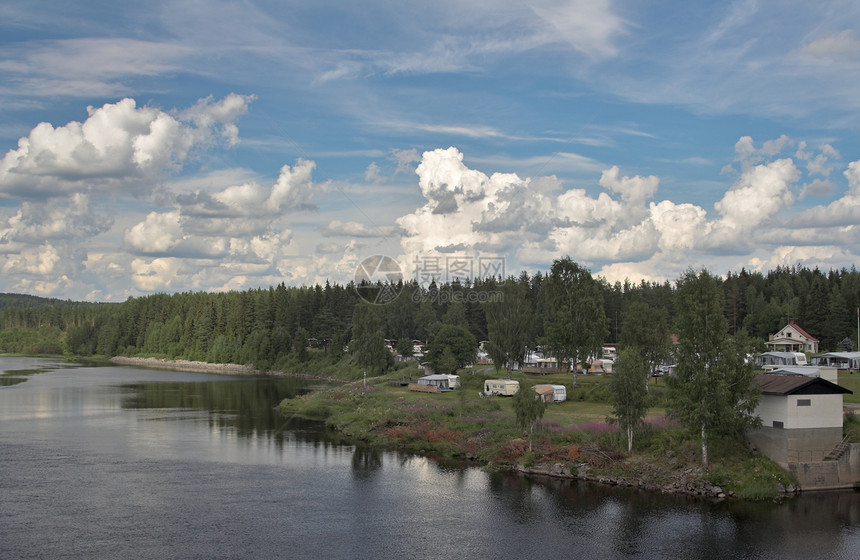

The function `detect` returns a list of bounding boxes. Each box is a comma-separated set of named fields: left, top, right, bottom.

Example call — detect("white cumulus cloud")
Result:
left=0, top=94, right=254, bottom=200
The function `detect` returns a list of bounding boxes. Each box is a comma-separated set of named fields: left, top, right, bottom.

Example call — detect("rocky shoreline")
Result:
left=514, top=461, right=800, bottom=501
left=108, top=356, right=344, bottom=383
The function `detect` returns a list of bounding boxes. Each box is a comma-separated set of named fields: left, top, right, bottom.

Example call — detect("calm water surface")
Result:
left=1, top=357, right=859, bottom=559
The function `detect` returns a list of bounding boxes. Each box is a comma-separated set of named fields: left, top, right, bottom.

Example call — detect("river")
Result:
left=1, top=356, right=859, bottom=559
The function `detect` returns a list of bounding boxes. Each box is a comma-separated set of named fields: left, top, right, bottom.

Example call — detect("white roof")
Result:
left=815, top=352, right=860, bottom=359
left=420, top=374, right=453, bottom=381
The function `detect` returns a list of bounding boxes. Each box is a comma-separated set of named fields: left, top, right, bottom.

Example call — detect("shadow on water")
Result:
left=0, top=362, right=76, bottom=386
left=120, top=376, right=338, bottom=448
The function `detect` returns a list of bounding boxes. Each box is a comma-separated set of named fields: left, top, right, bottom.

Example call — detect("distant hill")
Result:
left=0, top=293, right=74, bottom=311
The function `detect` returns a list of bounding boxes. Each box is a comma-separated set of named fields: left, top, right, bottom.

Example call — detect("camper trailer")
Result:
left=534, top=384, right=567, bottom=403
left=483, top=379, right=520, bottom=396
left=549, top=384, right=567, bottom=402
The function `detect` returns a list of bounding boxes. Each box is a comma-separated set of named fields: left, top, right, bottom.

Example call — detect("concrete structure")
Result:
left=765, top=322, right=819, bottom=354
left=787, top=444, right=860, bottom=490
left=747, top=374, right=851, bottom=468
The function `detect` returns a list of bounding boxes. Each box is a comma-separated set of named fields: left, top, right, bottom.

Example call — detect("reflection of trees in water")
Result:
left=121, top=377, right=343, bottom=450
left=0, top=362, right=75, bottom=386
left=501, top=471, right=860, bottom=556
left=352, top=446, right=382, bottom=477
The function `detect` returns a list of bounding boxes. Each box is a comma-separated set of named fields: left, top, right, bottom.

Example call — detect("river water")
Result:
left=1, top=357, right=859, bottom=559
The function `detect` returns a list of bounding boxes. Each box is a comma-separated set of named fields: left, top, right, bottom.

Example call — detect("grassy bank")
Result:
left=838, top=371, right=860, bottom=404
left=279, top=367, right=799, bottom=501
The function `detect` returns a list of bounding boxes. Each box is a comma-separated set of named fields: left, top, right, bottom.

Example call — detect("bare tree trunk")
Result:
left=701, top=423, right=709, bottom=466
left=627, top=424, right=633, bottom=455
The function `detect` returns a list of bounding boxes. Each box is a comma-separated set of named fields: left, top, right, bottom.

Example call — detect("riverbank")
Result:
left=98, top=356, right=801, bottom=501
left=278, top=373, right=801, bottom=502
left=108, top=356, right=346, bottom=383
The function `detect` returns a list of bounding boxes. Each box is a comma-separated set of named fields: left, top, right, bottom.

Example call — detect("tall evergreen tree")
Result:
left=350, top=303, right=391, bottom=375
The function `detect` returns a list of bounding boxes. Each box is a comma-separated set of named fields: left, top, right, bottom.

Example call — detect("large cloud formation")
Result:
left=0, top=94, right=333, bottom=299
left=397, top=145, right=858, bottom=284
left=0, top=94, right=253, bottom=200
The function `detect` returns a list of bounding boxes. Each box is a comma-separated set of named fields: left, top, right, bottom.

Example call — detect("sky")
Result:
left=1, top=0, right=860, bottom=302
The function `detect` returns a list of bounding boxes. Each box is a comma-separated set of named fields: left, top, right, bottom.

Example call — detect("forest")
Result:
left=1, top=263, right=859, bottom=375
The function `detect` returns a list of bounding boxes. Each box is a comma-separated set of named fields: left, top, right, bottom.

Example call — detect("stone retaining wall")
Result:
left=789, top=443, right=860, bottom=491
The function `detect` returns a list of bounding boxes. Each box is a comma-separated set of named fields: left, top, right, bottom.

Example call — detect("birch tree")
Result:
left=668, top=268, right=760, bottom=466
left=610, top=348, right=650, bottom=455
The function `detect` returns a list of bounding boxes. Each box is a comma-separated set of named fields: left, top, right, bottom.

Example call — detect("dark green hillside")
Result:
left=1, top=263, right=860, bottom=373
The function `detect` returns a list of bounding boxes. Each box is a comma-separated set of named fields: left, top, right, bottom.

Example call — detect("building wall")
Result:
left=757, top=395, right=787, bottom=428
left=788, top=444, right=860, bottom=490
left=747, top=426, right=843, bottom=466
left=785, top=394, right=843, bottom=429
left=757, top=394, right=843, bottom=430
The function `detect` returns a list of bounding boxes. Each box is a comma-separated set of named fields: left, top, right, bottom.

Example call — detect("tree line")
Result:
left=1, top=262, right=859, bottom=373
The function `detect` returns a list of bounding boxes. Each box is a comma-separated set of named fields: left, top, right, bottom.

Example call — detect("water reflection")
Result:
left=351, top=445, right=383, bottom=477
left=2, top=357, right=859, bottom=560
left=120, top=377, right=313, bottom=440
left=0, top=359, right=74, bottom=386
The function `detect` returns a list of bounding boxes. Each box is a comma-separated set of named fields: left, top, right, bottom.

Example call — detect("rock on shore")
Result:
left=513, top=461, right=800, bottom=500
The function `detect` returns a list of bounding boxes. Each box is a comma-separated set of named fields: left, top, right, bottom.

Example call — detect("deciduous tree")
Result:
left=609, top=348, right=650, bottom=454
left=544, top=257, right=609, bottom=389
left=484, top=277, right=532, bottom=377
left=668, top=268, right=760, bottom=466
left=425, top=324, right=476, bottom=373
left=513, top=382, right=546, bottom=451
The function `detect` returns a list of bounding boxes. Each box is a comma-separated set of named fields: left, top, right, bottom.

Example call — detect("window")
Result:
left=773, top=421, right=784, bottom=428
left=797, top=399, right=811, bottom=407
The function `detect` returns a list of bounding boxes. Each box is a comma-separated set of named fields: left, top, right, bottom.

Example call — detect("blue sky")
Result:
left=1, top=0, right=860, bottom=301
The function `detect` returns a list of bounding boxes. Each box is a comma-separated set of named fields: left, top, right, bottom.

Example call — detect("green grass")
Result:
left=706, top=449, right=797, bottom=500
left=279, top=366, right=792, bottom=500
left=838, top=372, right=860, bottom=404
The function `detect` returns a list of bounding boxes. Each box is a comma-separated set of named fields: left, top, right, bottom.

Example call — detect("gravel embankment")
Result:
left=108, top=356, right=344, bottom=382
left=109, top=356, right=262, bottom=375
